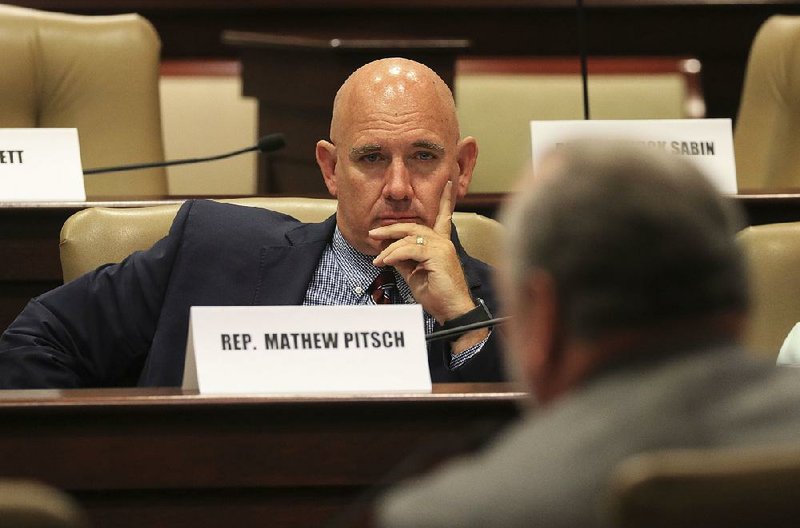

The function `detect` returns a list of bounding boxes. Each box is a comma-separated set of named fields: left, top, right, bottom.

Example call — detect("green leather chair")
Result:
left=0, top=479, right=88, bottom=528
left=608, top=445, right=800, bottom=528
left=734, top=16, right=800, bottom=190
left=737, top=221, right=800, bottom=360
left=0, top=4, right=166, bottom=197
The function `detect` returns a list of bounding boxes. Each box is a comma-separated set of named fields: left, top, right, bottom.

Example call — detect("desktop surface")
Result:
left=0, top=383, right=524, bottom=528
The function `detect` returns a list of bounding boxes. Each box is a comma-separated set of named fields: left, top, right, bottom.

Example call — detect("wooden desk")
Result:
left=736, top=193, right=800, bottom=227
left=0, top=384, right=524, bottom=528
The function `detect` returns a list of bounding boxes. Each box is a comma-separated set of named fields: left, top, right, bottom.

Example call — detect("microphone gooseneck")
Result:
left=83, top=133, right=286, bottom=175
left=577, top=0, right=590, bottom=120
left=425, top=316, right=510, bottom=342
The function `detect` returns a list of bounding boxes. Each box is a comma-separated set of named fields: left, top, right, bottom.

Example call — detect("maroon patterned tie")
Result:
left=368, top=268, right=397, bottom=305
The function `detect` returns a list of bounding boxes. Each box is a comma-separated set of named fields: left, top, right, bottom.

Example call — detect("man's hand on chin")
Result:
left=369, top=181, right=488, bottom=355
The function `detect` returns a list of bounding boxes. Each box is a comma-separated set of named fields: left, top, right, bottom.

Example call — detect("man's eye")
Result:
left=415, top=151, right=436, bottom=161
left=361, top=152, right=383, bottom=163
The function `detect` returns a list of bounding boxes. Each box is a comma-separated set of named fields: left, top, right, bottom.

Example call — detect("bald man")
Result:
left=0, top=58, right=504, bottom=388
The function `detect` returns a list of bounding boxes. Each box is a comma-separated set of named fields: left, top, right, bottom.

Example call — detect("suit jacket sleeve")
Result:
left=426, top=250, right=507, bottom=383
left=427, top=314, right=506, bottom=383
left=0, top=201, right=196, bottom=388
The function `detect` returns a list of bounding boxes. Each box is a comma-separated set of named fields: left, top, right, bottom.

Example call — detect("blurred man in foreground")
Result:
left=376, top=142, right=800, bottom=528
left=0, top=58, right=504, bottom=387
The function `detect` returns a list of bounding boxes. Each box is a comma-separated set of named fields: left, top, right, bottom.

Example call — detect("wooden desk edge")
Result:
left=0, top=383, right=528, bottom=408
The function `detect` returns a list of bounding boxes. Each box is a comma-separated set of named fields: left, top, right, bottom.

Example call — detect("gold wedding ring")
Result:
left=415, top=235, right=425, bottom=245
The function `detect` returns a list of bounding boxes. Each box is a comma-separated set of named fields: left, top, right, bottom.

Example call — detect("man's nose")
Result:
left=383, top=159, right=413, bottom=200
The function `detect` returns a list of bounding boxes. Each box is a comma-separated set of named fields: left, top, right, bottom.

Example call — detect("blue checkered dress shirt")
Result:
left=302, top=227, right=484, bottom=370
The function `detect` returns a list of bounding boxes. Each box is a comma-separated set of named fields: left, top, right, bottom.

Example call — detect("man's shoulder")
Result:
left=376, top=407, right=601, bottom=528
left=180, top=199, right=332, bottom=237
left=166, top=199, right=335, bottom=252
left=183, top=199, right=306, bottom=225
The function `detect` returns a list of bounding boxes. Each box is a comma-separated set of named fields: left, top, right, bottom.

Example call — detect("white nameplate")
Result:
left=0, top=128, right=85, bottom=201
left=777, top=323, right=800, bottom=367
left=182, top=305, right=432, bottom=395
left=530, top=119, right=737, bottom=194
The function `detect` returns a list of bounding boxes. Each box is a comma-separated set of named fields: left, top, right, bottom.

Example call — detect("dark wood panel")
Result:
left=0, top=385, right=524, bottom=528
left=78, top=488, right=349, bottom=528
left=15, top=1, right=800, bottom=9
left=225, top=32, right=468, bottom=193
left=0, top=207, right=71, bottom=280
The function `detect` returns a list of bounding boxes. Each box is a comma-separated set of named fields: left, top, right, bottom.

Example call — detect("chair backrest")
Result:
left=457, top=56, right=704, bottom=193
left=734, top=16, right=800, bottom=190
left=0, top=479, right=88, bottom=528
left=59, top=197, right=505, bottom=282
left=607, top=446, right=800, bottom=528
left=0, top=4, right=166, bottom=197
left=737, top=221, right=800, bottom=359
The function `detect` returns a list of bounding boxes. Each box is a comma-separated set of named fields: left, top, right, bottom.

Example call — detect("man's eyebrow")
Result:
left=413, top=140, right=445, bottom=152
left=350, top=144, right=382, bottom=158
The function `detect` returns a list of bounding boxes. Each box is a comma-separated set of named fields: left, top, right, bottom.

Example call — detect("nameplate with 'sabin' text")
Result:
left=182, top=304, right=432, bottom=395
left=530, top=119, right=737, bottom=194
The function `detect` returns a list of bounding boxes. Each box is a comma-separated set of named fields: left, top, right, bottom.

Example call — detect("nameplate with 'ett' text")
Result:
left=0, top=128, right=85, bottom=201
left=182, top=305, right=432, bottom=395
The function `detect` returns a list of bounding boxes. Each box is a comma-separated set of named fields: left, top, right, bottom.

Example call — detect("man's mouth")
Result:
left=376, top=216, right=421, bottom=226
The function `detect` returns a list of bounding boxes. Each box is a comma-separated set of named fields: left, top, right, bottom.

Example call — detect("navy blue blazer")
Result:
left=0, top=200, right=505, bottom=388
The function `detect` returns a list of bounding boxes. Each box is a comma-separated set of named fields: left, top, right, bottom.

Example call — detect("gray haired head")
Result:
left=501, top=140, right=748, bottom=340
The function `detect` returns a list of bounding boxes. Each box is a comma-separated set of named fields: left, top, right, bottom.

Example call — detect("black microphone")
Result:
left=83, top=133, right=286, bottom=175
left=425, top=316, right=510, bottom=342
left=576, top=0, right=590, bottom=120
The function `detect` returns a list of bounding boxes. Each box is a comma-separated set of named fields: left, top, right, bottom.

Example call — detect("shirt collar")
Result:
left=331, top=226, right=414, bottom=303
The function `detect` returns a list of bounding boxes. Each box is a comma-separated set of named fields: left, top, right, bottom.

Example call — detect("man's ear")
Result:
left=316, top=140, right=338, bottom=197
left=521, top=271, right=563, bottom=402
left=454, top=136, right=478, bottom=198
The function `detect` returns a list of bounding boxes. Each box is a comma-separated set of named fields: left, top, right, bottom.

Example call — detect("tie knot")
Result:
left=368, top=268, right=397, bottom=305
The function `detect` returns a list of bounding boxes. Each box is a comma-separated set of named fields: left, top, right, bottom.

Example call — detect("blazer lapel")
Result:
left=252, top=215, right=337, bottom=306
left=451, top=223, right=483, bottom=293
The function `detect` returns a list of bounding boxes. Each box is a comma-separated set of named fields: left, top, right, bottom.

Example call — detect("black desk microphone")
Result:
left=83, top=133, right=286, bottom=175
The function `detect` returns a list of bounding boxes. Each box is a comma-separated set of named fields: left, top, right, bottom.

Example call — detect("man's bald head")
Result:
left=315, top=58, right=478, bottom=255
left=330, top=58, right=460, bottom=144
